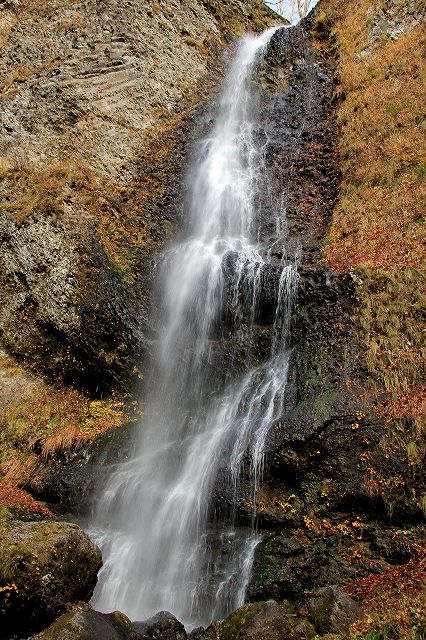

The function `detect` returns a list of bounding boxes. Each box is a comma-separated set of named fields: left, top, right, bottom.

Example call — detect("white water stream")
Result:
left=90, top=26, right=299, bottom=628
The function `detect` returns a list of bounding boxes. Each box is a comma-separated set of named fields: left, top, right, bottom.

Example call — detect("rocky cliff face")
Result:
left=0, top=1, right=424, bottom=639
left=0, top=0, right=278, bottom=514
left=0, top=0, right=277, bottom=393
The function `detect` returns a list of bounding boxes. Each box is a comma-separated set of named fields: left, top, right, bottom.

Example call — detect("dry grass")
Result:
left=7, top=0, right=79, bottom=20
left=0, top=159, right=145, bottom=280
left=0, top=386, right=124, bottom=463
left=320, top=0, right=425, bottom=400
left=201, top=0, right=281, bottom=39
left=58, top=12, right=85, bottom=32
left=0, top=61, right=58, bottom=98
left=0, top=379, right=125, bottom=514
left=317, top=0, right=426, bottom=519
left=325, top=18, right=426, bottom=273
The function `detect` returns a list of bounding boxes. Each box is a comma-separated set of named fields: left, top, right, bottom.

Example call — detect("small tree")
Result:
left=268, top=0, right=315, bottom=21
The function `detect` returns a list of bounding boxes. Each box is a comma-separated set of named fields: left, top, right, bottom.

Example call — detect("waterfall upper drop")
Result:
left=89, top=25, right=299, bottom=627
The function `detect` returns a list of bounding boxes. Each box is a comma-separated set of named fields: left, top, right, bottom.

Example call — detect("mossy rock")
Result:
left=32, top=606, right=143, bottom=640
left=204, top=599, right=312, bottom=640
left=0, top=520, right=102, bottom=638
left=307, top=586, right=363, bottom=634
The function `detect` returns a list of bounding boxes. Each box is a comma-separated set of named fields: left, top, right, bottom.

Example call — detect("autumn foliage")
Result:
left=341, top=546, right=426, bottom=639
left=317, top=0, right=425, bottom=519
left=0, top=360, right=125, bottom=515
left=0, top=482, right=53, bottom=518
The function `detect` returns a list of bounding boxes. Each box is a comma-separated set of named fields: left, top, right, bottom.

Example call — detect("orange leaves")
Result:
left=0, top=383, right=126, bottom=513
left=2, top=386, right=125, bottom=460
left=339, top=545, right=426, bottom=639
left=303, top=515, right=364, bottom=540
left=0, top=482, right=53, bottom=517
left=345, top=546, right=426, bottom=605
left=377, top=384, right=426, bottom=426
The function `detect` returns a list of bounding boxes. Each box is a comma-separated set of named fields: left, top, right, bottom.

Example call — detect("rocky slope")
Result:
left=0, top=0, right=277, bottom=396
left=0, top=0, right=278, bottom=515
left=0, top=0, right=424, bottom=639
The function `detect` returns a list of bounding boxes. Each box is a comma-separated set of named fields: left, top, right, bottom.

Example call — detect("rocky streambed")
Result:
left=0, top=517, right=364, bottom=640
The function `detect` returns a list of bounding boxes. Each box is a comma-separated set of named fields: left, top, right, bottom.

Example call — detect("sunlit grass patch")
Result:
left=0, top=365, right=125, bottom=514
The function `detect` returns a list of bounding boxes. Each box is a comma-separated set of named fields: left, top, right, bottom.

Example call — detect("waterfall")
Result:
left=89, top=25, right=299, bottom=628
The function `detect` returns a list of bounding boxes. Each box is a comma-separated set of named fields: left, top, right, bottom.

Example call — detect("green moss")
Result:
left=309, top=593, right=335, bottom=634
left=33, top=612, right=84, bottom=640
left=0, top=543, right=23, bottom=583
left=205, top=602, right=268, bottom=640
left=414, top=164, right=426, bottom=179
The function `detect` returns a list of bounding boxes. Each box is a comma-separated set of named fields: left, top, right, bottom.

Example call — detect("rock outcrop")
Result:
left=133, top=611, right=187, bottom=640
left=0, top=520, right=102, bottom=638
left=0, top=0, right=278, bottom=393
left=32, top=606, right=145, bottom=640
left=204, top=600, right=315, bottom=640
left=307, top=586, right=363, bottom=634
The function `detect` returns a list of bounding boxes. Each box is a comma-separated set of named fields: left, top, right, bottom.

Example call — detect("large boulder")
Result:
left=307, top=586, right=363, bottom=634
left=133, top=611, right=187, bottom=640
left=204, top=600, right=314, bottom=640
left=0, top=521, right=102, bottom=638
left=32, top=605, right=146, bottom=640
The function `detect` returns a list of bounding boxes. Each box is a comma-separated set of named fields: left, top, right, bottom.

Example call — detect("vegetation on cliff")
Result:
left=318, top=0, right=425, bottom=516
left=311, top=1, right=425, bottom=637
left=0, top=0, right=424, bottom=637
left=0, top=350, right=125, bottom=517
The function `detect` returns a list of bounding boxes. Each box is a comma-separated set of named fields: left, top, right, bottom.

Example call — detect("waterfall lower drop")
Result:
left=89, top=25, right=299, bottom=628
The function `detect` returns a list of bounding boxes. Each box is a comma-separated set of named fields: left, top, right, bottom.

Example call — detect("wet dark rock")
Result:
left=0, top=521, right=102, bottom=639
left=32, top=605, right=146, bottom=640
left=260, top=16, right=338, bottom=268
left=368, top=526, right=418, bottom=565
left=25, top=421, right=137, bottom=515
left=187, top=626, right=204, bottom=640
left=204, top=599, right=314, bottom=640
left=248, top=529, right=389, bottom=604
left=133, top=611, right=187, bottom=640
left=307, top=586, right=363, bottom=634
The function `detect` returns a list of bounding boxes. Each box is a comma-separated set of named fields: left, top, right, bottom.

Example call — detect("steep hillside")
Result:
left=0, top=1, right=424, bottom=638
left=0, top=0, right=279, bottom=516
left=319, top=2, right=426, bottom=637
left=321, top=0, right=425, bottom=518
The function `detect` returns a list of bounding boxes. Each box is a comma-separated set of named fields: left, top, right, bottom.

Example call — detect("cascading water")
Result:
left=89, top=25, right=299, bottom=628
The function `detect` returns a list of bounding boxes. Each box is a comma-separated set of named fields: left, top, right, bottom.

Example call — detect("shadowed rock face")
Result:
left=260, top=19, right=338, bottom=266
left=0, top=214, right=145, bottom=393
